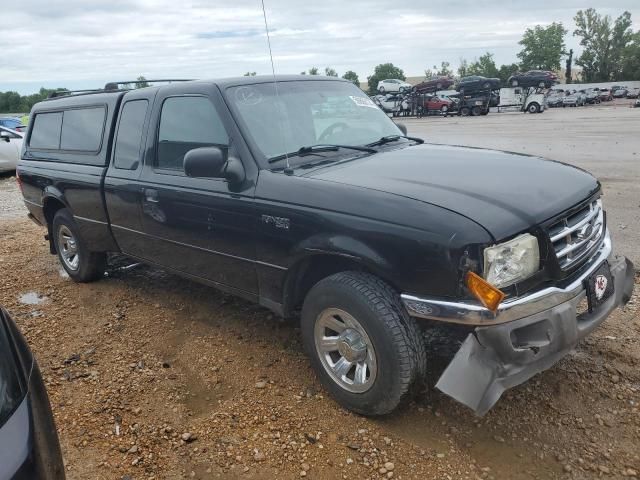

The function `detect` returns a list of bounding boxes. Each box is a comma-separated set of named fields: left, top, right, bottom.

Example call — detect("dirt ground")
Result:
left=1, top=102, right=639, bottom=479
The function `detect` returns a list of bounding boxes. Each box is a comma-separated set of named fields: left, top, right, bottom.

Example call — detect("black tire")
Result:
left=301, top=271, right=426, bottom=416
left=52, top=209, right=106, bottom=282
left=527, top=102, right=540, bottom=114
left=471, top=106, right=481, bottom=116
left=460, top=106, right=470, bottom=116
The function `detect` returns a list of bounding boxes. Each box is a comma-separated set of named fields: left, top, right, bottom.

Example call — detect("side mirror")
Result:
left=0, top=131, right=10, bottom=142
left=184, top=146, right=246, bottom=185
left=184, top=146, right=227, bottom=178
left=396, top=123, right=408, bottom=135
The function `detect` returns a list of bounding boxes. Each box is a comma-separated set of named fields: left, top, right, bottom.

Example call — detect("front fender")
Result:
left=291, top=233, right=392, bottom=274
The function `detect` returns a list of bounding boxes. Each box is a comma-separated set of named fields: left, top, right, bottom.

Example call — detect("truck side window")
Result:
left=114, top=100, right=148, bottom=170
left=60, top=107, right=106, bottom=152
left=157, top=96, right=229, bottom=172
left=30, top=112, right=63, bottom=149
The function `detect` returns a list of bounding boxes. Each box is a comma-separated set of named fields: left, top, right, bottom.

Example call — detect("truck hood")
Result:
left=303, top=143, right=600, bottom=240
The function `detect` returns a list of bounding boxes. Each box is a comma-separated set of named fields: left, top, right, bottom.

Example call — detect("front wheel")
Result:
left=52, top=209, right=106, bottom=282
left=301, top=272, right=426, bottom=416
left=460, top=106, right=470, bottom=116
left=527, top=102, right=540, bottom=113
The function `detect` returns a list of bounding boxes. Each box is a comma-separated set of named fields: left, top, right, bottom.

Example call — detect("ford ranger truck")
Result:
left=17, top=76, right=635, bottom=416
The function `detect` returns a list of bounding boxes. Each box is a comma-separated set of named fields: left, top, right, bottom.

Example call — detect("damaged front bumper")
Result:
left=401, top=233, right=635, bottom=415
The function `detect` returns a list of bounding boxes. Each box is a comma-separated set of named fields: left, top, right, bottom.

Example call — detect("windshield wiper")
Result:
left=366, top=135, right=424, bottom=147
left=268, top=144, right=376, bottom=164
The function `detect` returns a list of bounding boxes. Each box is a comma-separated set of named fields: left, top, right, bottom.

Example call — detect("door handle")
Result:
left=144, top=188, right=159, bottom=203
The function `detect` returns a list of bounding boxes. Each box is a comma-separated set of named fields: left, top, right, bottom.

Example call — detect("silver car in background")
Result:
left=0, top=127, right=24, bottom=173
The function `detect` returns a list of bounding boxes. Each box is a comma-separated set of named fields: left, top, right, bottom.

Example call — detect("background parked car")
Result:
left=546, top=92, right=564, bottom=107
left=613, top=87, right=628, bottom=98
left=626, top=87, right=640, bottom=99
left=0, top=117, right=27, bottom=133
left=507, top=70, right=558, bottom=88
left=376, top=79, right=412, bottom=94
left=423, top=95, right=453, bottom=112
left=0, top=126, right=23, bottom=173
left=584, top=89, right=601, bottom=104
left=412, top=76, right=454, bottom=93
left=563, top=93, right=584, bottom=107
left=599, top=89, right=613, bottom=101
left=456, top=76, right=501, bottom=94
left=0, top=306, right=65, bottom=479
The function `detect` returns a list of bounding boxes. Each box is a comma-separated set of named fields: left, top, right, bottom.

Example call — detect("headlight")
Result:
left=483, top=234, right=540, bottom=288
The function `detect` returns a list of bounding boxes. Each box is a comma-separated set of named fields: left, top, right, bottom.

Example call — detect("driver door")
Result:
left=137, top=86, right=259, bottom=296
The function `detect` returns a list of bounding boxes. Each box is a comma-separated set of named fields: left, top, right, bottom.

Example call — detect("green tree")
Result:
left=621, top=31, right=640, bottom=80
left=457, top=58, right=469, bottom=78
left=573, top=9, right=633, bottom=82
left=308, top=67, right=320, bottom=75
left=436, top=61, right=453, bottom=77
left=342, top=70, right=360, bottom=86
left=466, top=52, right=500, bottom=78
left=135, top=76, right=150, bottom=88
left=367, top=63, right=405, bottom=94
left=497, top=63, right=520, bottom=83
left=324, top=67, right=338, bottom=77
left=243, top=71, right=257, bottom=76
left=517, top=23, right=567, bottom=71
left=0, top=87, right=69, bottom=114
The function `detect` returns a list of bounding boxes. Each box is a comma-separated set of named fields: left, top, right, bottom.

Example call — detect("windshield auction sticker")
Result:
left=349, top=96, right=378, bottom=109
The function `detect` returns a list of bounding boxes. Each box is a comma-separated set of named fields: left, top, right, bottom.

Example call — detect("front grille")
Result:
left=547, top=199, right=604, bottom=270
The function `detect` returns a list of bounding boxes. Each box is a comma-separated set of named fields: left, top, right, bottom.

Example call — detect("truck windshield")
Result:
left=226, top=80, right=402, bottom=165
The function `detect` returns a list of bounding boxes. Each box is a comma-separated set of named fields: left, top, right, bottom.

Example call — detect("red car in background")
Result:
left=412, top=76, right=454, bottom=93
left=423, top=95, right=453, bottom=112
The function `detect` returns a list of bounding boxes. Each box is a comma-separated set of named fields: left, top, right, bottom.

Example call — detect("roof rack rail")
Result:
left=104, top=79, right=194, bottom=90
left=48, top=89, right=104, bottom=98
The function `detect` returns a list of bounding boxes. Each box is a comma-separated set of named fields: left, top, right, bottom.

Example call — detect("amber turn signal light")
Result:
left=465, top=271, right=506, bottom=313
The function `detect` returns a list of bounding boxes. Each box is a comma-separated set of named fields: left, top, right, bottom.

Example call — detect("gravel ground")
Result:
left=1, top=103, right=639, bottom=479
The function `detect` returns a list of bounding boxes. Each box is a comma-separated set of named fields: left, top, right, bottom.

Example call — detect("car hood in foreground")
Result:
left=303, top=143, right=599, bottom=241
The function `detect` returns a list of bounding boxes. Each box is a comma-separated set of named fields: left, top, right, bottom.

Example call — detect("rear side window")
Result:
left=29, top=112, right=63, bottom=149
left=114, top=100, right=148, bottom=170
left=60, top=107, right=105, bottom=151
left=157, top=96, right=228, bottom=171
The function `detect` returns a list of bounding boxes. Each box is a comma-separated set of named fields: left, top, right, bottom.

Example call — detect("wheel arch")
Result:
left=281, top=238, right=397, bottom=318
left=42, top=192, right=69, bottom=254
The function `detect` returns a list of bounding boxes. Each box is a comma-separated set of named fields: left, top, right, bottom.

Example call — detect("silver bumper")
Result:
left=401, top=232, right=616, bottom=326
left=436, top=252, right=633, bottom=416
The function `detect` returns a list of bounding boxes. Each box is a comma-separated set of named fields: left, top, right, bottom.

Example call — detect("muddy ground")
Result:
left=1, top=102, right=639, bottom=479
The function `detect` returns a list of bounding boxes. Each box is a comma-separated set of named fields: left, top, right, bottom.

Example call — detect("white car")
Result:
left=377, top=79, right=412, bottom=94
left=0, top=127, right=23, bottom=173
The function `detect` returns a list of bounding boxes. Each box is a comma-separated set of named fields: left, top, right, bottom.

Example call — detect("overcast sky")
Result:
left=2, top=0, right=638, bottom=94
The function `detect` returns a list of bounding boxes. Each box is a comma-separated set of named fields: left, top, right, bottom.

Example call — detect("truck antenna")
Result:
left=260, top=0, right=291, bottom=174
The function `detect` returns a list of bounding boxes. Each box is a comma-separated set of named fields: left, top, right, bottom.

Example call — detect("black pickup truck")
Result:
left=17, top=76, right=634, bottom=416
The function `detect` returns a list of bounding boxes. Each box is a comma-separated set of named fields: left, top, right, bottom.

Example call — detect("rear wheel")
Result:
left=471, top=106, right=481, bottom=116
left=52, top=209, right=106, bottom=282
left=301, top=272, right=426, bottom=416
